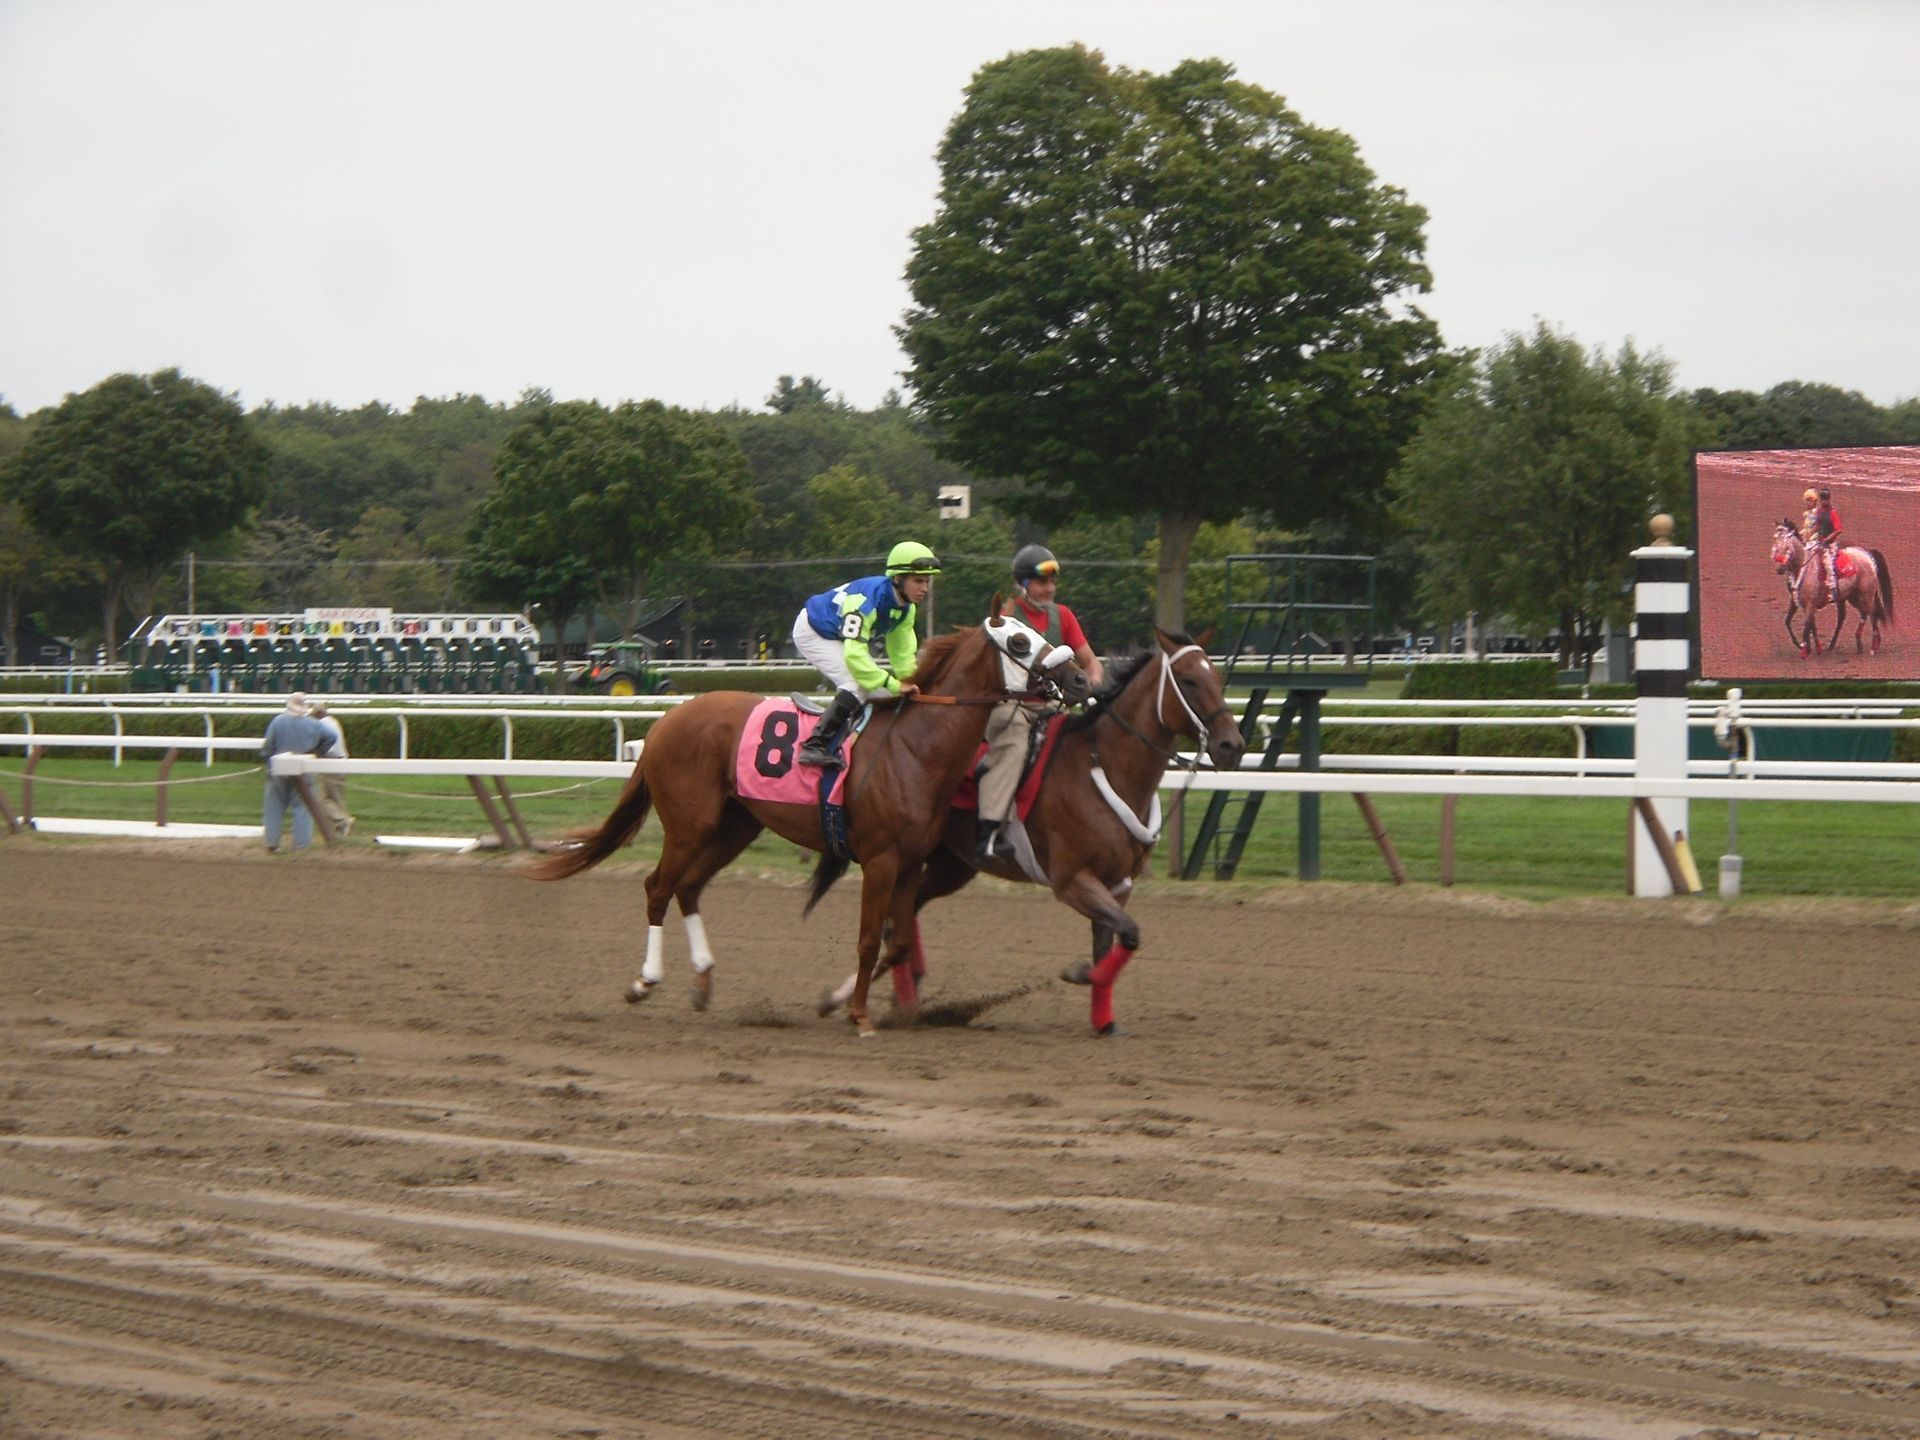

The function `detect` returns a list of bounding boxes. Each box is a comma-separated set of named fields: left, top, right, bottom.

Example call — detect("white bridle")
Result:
left=1152, top=643, right=1215, bottom=742
left=1088, top=643, right=1221, bottom=846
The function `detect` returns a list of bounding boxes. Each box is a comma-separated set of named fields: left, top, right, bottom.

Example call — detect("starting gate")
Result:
left=128, top=608, right=544, bottom=694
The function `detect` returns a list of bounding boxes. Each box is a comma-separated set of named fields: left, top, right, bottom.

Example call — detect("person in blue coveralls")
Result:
left=259, top=692, right=333, bottom=852
left=790, top=541, right=941, bottom=768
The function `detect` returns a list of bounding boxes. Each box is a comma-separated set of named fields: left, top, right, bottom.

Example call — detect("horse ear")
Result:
left=990, top=591, right=1004, bottom=620
left=1192, top=626, right=1216, bottom=651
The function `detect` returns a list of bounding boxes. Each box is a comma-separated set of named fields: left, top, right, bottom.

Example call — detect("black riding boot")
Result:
left=976, top=818, right=1014, bottom=862
left=797, top=691, right=861, bottom=768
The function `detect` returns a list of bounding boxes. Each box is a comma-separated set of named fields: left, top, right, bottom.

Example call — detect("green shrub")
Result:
left=0, top=674, right=119, bottom=696
left=660, top=665, right=815, bottom=695
left=1325, top=722, right=1445, bottom=756
left=1401, top=660, right=1559, bottom=699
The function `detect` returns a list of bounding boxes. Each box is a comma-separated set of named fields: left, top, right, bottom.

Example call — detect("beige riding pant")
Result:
left=978, top=698, right=1052, bottom=823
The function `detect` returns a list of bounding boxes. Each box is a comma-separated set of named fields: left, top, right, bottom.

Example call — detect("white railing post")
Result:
left=1632, top=515, right=1694, bottom=896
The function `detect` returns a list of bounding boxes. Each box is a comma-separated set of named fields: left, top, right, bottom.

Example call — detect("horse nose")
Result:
left=1214, top=730, right=1246, bottom=769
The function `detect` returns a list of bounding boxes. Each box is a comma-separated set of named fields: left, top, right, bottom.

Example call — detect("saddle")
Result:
left=733, top=696, right=871, bottom=860
left=951, top=713, right=1067, bottom=820
left=1802, top=548, right=1856, bottom=583
left=734, top=697, right=858, bottom=807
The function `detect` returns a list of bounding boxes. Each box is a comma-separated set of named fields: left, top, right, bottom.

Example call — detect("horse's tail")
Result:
left=803, top=850, right=851, bottom=916
left=524, top=765, right=652, bottom=881
left=1872, top=549, right=1895, bottom=626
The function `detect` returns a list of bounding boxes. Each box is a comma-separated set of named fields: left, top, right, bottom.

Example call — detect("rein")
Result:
left=845, top=629, right=1072, bottom=809
left=905, top=687, right=1056, bottom=707
left=1089, top=646, right=1227, bottom=766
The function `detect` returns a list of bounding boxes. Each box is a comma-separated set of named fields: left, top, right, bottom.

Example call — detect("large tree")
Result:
left=0, top=491, right=96, bottom=668
left=2, top=369, right=268, bottom=661
left=460, top=399, right=752, bottom=687
left=900, top=46, right=1447, bottom=630
left=1391, top=324, right=1708, bottom=670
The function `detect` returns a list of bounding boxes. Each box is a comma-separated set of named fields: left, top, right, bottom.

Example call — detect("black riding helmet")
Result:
left=1012, top=544, right=1059, bottom=585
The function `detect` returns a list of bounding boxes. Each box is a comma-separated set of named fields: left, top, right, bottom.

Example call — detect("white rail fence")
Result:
left=5, top=691, right=1916, bottom=893
left=0, top=696, right=686, bottom=766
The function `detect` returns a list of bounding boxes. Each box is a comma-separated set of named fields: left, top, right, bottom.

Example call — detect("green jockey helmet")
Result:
left=885, top=540, right=942, bottom=576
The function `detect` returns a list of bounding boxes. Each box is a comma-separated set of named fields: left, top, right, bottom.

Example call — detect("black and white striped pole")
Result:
left=1632, top=514, right=1693, bottom=897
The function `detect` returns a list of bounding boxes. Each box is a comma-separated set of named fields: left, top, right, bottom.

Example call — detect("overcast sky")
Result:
left=2, top=0, right=1914, bottom=420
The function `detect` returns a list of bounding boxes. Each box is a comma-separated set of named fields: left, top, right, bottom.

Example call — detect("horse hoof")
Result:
left=625, top=979, right=657, bottom=1005
left=1093, top=1021, right=1128, bottom=1038
left=1059, top=961, right=1093, bottom=986
left=689, top=972, right=713, bottom=1012
left=814, top=988, right=844, bottom=1017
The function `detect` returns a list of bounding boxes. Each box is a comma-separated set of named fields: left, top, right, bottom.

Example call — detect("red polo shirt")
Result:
left=1009, top=594, right=1089, bottom=653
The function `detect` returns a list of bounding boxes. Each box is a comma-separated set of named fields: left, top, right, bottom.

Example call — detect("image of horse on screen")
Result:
left=1694, top=444, right=1916, bottom=682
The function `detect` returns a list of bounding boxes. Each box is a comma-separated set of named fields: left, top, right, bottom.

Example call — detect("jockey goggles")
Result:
left=1030, top=558, right=1060, bottom=579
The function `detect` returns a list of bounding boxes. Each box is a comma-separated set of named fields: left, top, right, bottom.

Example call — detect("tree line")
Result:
left=4, top=45, right=1916, bottom=675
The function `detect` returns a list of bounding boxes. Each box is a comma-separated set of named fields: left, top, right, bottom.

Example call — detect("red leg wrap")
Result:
left=1089, top=940, right=1134, bottom=988
left=1090, top=982, right=1117, bottom=1032
left=909, top=920, right=928, bottom=978
left=892, top=960, right=920, bottom=1009
left=1087, top=941, right=1134, bottom=1032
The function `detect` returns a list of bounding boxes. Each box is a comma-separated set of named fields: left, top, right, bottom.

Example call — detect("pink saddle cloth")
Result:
left=733, top=697, right=851, bottom=806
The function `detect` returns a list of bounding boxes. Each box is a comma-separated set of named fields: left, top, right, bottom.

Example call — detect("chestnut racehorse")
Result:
left=822, top=629, right=1246, bottom=1035
left=526, top=612, right=1091, bottom=1035
left=1770, top=520, right=1895, bottom=657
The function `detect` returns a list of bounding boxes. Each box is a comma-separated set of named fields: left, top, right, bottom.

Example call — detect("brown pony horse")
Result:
left=527, top=612, right=1091, bottom=1035
left=1770, top=520, right=1896, bottom=657
left=823, top=630, right=1246, bottom=1035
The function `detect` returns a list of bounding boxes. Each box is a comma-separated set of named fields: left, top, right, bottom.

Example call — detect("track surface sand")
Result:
left=3, top=842, right=1917, bottom=1438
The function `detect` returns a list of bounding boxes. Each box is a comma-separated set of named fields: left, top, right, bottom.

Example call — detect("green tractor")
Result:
left=569, top=640, right=673, bottom=696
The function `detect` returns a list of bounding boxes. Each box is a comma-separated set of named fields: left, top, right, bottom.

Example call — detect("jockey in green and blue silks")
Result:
left=803, top=575, right=920, bottom=693
left=791, top=541, right=941, bottom=768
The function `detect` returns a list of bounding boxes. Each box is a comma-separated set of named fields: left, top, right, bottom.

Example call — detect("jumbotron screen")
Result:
left=1694, top=444, right=1919, bottom=682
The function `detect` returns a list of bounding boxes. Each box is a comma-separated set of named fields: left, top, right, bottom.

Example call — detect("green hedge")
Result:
left=659, top=666, right=817, bottom=695
left=0, top=675, right=120, bottom=696
left=1400, top=659, right=1560, bottom=699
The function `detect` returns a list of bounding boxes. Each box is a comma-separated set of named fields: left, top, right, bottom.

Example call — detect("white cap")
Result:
left=285, top=691, right=310, bottom=715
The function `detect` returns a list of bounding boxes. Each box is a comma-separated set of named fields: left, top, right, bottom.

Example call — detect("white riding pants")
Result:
left=790, top=610, right=894, bottom=702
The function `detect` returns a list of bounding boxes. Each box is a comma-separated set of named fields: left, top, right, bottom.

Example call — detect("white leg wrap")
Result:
left=684, top=913, right=715, bottom=974
left=640, top=926, right=666, bottom=985
left=831, top=971, right=858, bottom=1006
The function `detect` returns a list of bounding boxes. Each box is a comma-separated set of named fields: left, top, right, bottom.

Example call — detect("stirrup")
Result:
left=798, top=739, right=843, bottom=769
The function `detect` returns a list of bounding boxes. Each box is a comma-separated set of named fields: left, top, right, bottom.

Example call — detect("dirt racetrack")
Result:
left=3, top=841, right=1917, bottom=1439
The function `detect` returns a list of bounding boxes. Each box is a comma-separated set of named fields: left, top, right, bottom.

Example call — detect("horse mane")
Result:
left=903, top=627, right=971, bottom=688
left=1062, top=646, right=1160, bottom=734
